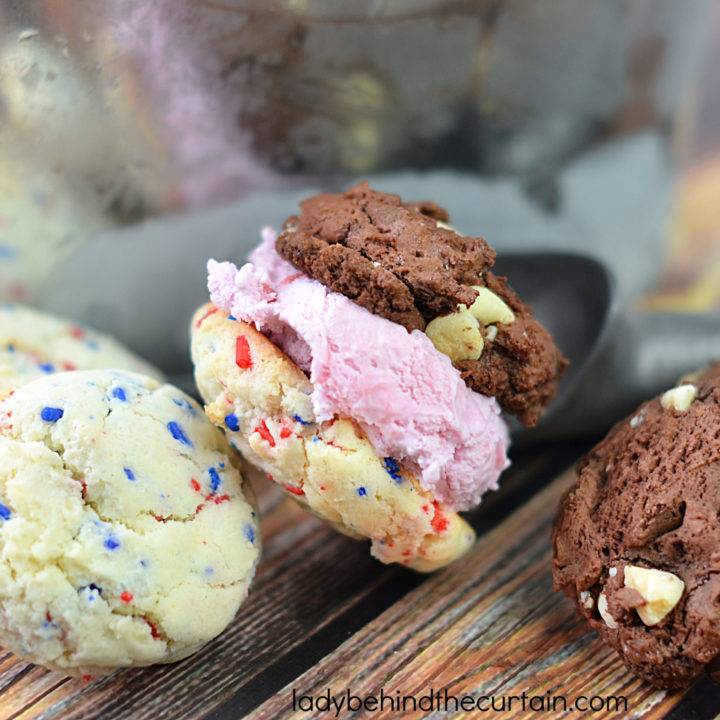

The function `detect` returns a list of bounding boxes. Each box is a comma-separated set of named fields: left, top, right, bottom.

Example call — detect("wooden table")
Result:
left=2, top=439, right=720, bottom=720
left=3, top=157, right=720, bottom=719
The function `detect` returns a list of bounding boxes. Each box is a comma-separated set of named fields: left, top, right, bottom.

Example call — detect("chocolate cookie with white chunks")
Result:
left=552, top=363, right=720, bottom=688
left=276, top=182, right=567, bottom=427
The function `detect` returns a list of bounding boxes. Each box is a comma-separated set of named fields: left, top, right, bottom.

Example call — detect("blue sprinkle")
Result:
left=205, top=567, right=215, bottom=575
left=86, top=340, right=99, bottom=350
left=209, top=467, right=221, bottom=493
left=312, top=436, right=319, bottom=443
left=112, top=387, right=127, bottom=402
left=219, top=462, right=225, bottom=469
left=245, top=524, right=256, bottom=543
left=140, top=560, right=147, bottom=568
left=42, top=620, right=53, bottom=629
left=173, top=397, right=197, bottom=415
left=167, top=421, right=192, bottom=447
left=39, top=363, right=55, bottom=373
left=5, top=344, right=14, bottom=352
left=80, top=583, right=103, bottom=596
left=41, top=407, right=63, bottom=423
left=0, top=246, right=18, bottom=259
left=227, top=314, right=237, bottom=321
left=104, top=536, right=120, bottom=551
left=291, top=414, right=313, bottom=426
left=251, top=511, right=256, bottom=517
left=225, top=413, right=239, bottom=431
left=124, top=467, right=135, bottom=481
left=357, top=487, right=367, bottom=497
left=0, top=503, right=11, bottom=521
left=383, top=457, right=402, bottom=482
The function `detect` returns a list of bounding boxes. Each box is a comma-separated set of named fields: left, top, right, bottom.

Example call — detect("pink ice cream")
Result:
left=208, top=228, right=510, bottom=511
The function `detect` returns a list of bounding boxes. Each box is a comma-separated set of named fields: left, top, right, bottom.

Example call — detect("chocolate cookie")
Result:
left=552, top=364, right=720, bottom=688
left=276, top=182, right=567, bottom=427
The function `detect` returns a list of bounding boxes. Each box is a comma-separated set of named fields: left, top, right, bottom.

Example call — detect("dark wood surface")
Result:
left=246, top=465, right=720, bottom=720
left=4, top=439, right=720, bottom=720
left=0, top=442, right=594, bottom=720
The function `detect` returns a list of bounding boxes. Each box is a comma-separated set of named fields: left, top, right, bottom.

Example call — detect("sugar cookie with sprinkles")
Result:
left=191, top=303, right=476, bottom=572
left=0, top=369, right=260, bottom=677
left=0, top=304, right=162, bottom=400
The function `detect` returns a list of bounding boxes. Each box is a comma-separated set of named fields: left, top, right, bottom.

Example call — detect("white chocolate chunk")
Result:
left=485, top=325, right=498, bottom=341
left=436, top=220, right=462, bottom=235
left=425, top=306, right=484, bottom=362
left=629, top=413, right=645, bottom=428
left=660, top=384, right=697, bottom=412
left=469, top=286, right=515, bottom=326
left=580, top=590, right=594, bottom=610
left=623, top=565, right=684, bottom=626
left=597, top=592, right=618, bottom=629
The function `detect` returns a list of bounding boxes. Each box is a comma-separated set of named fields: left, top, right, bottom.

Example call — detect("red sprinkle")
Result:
left=145, top=620, right=161, bottom=639
left=422, top=505, right=430, bottom=514
left=279, top=425, right=293, bottom=439
left=71, top=326, right=85, bottom=339
left=120, top=591, right=133, bottom=604
left=79, top=479, right=88, bottom=495
left=280, top=273, right=304, bottom=285
left=196, top=307, right=218, bottom=328
left=402, top=549, right=412, bottom=557
left=46, top=611, right=52, bottom=622
left=62, top=362, right=77, bottom=371
left=190, top=478, right=201, bottom=492
left=254, top=420, right=275, bottom=447
left=213, top=494, right=230, bottom=504
left=150, top=512, right=164, bottom=523
left=283, top=484, right=305, bottom=496
left=235, top=336, right=253, bottom=370
left=319, top=486, right=325, bottom=491
left=431, top=502, right=450, bottom=534
left=82, top=675, right=91, bottom=682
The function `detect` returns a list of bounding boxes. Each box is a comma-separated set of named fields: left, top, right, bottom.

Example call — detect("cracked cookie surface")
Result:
left=0, top=304, right=162, bottom=400
left=552, top=364, right=720, bottom=688
left=191, top=303, right=475, bottom=572
left=0, top=369, right=260, bottom=677
left=275, top=182, right=567, bottom=426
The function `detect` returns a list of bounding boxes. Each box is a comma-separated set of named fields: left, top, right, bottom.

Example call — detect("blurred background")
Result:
left=0, top=0, right=718, bottom=335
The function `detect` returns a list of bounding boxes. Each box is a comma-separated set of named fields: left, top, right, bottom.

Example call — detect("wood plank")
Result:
left=247, top=467, right=702, bottom=720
